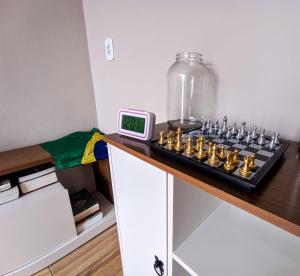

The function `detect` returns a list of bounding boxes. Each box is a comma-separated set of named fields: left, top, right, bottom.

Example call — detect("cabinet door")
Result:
left=109, top=145, right=168, bottom=276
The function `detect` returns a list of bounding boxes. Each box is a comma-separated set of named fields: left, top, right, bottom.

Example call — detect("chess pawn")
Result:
left=223, top=152, right=235, bottom=172
left=274, top=132, right=280, bottom=145
left=208, top=125, right=214, bottom=135
left=257, top=129, right=266, bottom=146
left=225, top=129, right=231, bottom=139
left=217, top=128, right=223, bottom=136
left=213, top=120, right=219, bottom=133
left=221, top=116, right=228, bottom=133
left=174, top=127, right=185, bottom=152
left=195, top=137, right=201, bottom=152
left=269, top=136, right=276, bottom=150
left=208, top=144, right=220, bottom=166
left=184, top=136, right=195, bottom=157
left=196, top=137, right=207, bottom=160
left=244, top=131, right=252, bottom=144
left=249, top=153, right=256, bottom=170
left=207, top=141, right=213, bottom=156
left=239, top=156, right=252, bottom=177
left=166, top=131, right=175, bottom=151
left=218, top=145, right=226, bottom=160
left=232, top=149, right=240, bottom=165
left=231, top=123, right=238, bottom=136
left=158, top=131, right=166, bottom=146
left=251, top=125, right=258, bottom=140
left=236, top=129, right=243, bottom=140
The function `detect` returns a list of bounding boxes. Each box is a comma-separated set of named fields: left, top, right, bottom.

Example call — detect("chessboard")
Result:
left=150, top=119, right=289, bottom=191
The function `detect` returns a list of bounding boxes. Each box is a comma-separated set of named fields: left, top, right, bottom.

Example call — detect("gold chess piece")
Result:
left=166, top=131, right=175, bottom=151
left=223, top=152, right=235, bottom=172
left=158, top=131, right=166, bottom=146
left=207, top=142, right=213, bottom=157
left=249, top=153, right=256, bottom=170
left=195, top=137, right=201, bottom=152
left=184, top=136, right=195, bottom=157
left=196, top=136, right=207, bottom=160
left=233, top=149, right=240, bottom=165
left=218, top=145, right=226, bottom=160
left=174, top=127, right=185, bottom=152
left=239, top=156, right=252, bottom=177
left=208, top=144, right=220, bottom=166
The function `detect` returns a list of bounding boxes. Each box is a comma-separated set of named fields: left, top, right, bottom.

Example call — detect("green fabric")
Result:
left=41, top=128, right=98, bottom=170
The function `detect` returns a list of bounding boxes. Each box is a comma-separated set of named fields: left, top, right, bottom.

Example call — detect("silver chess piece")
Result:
left=208, top=125, right=214, bottom=135
left=213, top=120, right=219, bottom=133
left=257, top=129, right=266, bottom=146
left=269, top=136, right=276, bottom=150
left=244, top=131, right=252, bottom=144
left=222, top=116, right=228, bottom=133
left=217, top=128, right=223, bottom=136
left=240, top=121, right=247, bottom=137
left=201, top=122, right=206, bottom=132
left=274, top=132, right=280, bottom=145
left=231, top=123, right=238, bottom=136
left=251, top=125, right=258, bottom=140
left=226, top=129, right=231, bottom=139
left=236, top=129, right=243, bottom=140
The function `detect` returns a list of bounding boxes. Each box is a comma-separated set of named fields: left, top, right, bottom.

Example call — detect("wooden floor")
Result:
left=34, top=225, right=123, bottom=276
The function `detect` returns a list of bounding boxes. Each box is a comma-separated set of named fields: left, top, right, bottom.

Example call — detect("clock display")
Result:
left=121, top=115, right=145, bottom=134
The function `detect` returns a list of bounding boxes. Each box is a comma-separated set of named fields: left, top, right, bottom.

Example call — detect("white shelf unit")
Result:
left=4, top=188, right=116, bottom=276
left=171, top=178, right=300, bottom=276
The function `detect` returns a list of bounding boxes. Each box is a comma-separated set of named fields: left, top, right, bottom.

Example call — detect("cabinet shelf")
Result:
left=173, top=203, right=300, bottom=276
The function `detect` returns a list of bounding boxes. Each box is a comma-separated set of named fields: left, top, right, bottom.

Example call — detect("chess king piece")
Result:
left=245, top=131, right=252, bottom=144
left=174, top=127, right=185, bottom=152
left=218, top=145, right=226, bottom=160
left=231, top=123, right=238, bottom=136
left=167, top=131, right=175, bottom=151
left=239, top=156, right=252, bottom=177
left=158, top=131, right=166, bottom=146
left=184, top=136, right=195, bottom=157
left=223, top=152, right=235, bottom=172
left=251, top=125, right=258, bottom=140
left=207, top=141, right=213, bottom=156
left=233, top=149, right=240, bottom=165
left=196, top=136, right=207, bottom=160
left=249, top=153, right=256, bottom=170
left=240, top=121, right=247, bottom=137
left=257, top=129, right=266, bottom=146
left=269, top=136, right=276, bottom=150
left=208, top=144, right=220, bottom=166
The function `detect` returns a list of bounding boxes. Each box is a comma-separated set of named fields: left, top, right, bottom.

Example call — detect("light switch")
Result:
left=105, top=38, right=114, bottom=61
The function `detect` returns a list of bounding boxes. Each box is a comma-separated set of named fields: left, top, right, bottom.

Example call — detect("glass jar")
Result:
left=167, top=52, right=211, bottom=130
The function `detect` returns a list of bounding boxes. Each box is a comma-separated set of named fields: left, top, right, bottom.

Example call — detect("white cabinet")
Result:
left=108, top=145, right=168, bottom=276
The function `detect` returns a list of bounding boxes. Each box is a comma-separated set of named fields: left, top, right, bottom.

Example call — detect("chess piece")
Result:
left=174, top=127, right=185, bottom=152
left=274, top=132, right=280, bottom=145
left=195, top=137, right=201, bottom=151
left=166, top=131, right=175, bottom=151
left=196, top=136, right=207, bottom=160
left=223, top=152, right=235, bottom=172
left=222, top=116, right=228, bottom=133
left=233, top=149, right=240, bottom=165
left=251, top=125, right=258, bottom=140
left=249, top=153, right=256, bottom=170
left=206, top=119, right=211, bottom=130
left=201, top=123, right=206, bottom=133
left=257, top=129, right=266, bottom=146
left=225, top=129, right=231, bottom=139
left=207, top=141, right=213, bottom=156
left=217, top=128, right=223, bottom=136
left=218, top=145, right=226, bottom=160
left=245, top=131, right=252, bottom=144
left=231, top=123, right=238, bottom=136
left=239, top=156, right=252, bottom=177
left=208, top=125, right=214, bottom=135
left=158, top=131, right=166, bottom=146
left=269, top=136, right=276, bottom=150
left=184, top=136, right=195, bottom=157
left=240, top=121, right=247, bottom=137
left=236, top=129, right=243, bottom=140
left=208, top=144, right=220, bottom=166
left=213, top=120, right=219, bottom=133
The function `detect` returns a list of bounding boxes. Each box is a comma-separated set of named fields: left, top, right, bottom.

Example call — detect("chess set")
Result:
left=150, top=116, right=289, bottom=191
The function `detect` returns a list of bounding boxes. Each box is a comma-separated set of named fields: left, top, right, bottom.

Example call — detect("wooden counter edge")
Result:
left=104, top=136, right=300, bottom=237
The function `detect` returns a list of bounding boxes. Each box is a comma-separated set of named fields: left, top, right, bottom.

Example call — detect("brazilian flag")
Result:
left=41, top=128, right=108, bottom=170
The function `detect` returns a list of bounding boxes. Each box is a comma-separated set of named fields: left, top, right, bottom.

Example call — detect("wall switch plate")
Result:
left=105, top=38, right=114, bottom=61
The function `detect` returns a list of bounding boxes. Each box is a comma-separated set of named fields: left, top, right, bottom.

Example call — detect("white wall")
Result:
left=83, top=0, right=300, bottom=141
left=0, top=0, right=97, bottom=151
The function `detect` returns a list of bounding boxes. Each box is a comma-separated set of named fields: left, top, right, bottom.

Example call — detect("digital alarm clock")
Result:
left=117, top=108, right=156, bottom=141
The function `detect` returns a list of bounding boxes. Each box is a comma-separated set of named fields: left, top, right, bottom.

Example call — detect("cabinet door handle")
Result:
left=154, top=255, right=164, bottom=276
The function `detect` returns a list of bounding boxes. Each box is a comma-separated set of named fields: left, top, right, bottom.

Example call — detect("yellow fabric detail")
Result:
left=81, top=132, right=104, bottom=164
